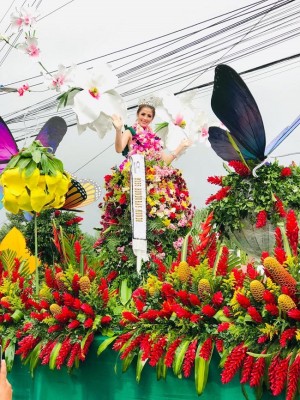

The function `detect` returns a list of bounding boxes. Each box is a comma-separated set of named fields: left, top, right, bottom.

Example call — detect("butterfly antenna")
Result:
left=270, top=152, right=300, bottom=158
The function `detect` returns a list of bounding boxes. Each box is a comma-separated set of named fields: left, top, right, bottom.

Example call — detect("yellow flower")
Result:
left=22, top=168, right=40, bottom=190
left=296, top=329, right=300, bottom=341
left=2, top=189, right=20, bottom=213
left=259, top=323, right=278, bottom=341
left=1, top=168, right=24, bottom=196
left=163, top=219, right=171, bottom=227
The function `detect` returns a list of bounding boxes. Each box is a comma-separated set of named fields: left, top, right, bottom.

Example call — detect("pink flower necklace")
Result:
left=128, top=123, right=163, bottom=158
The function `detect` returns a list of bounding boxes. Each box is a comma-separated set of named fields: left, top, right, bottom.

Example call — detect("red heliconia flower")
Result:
left=183, top=339, right=198, bottom=377
left=101, top=315, right=112, bottom=325
left=232, top=268, right=245, bottom=288
left=16, top=335, right=41, bottom=359
left=215, top=339, right=224, bottom=353
left=228, top=160, right=251, bottom=176
left=256, top=210, right=267, bottom=228
left=286, top=355, right=300, bottom=400
left=133, top=298, right=146, bottom=313
left=164, top=338, right=182, bottom=367
left=151, top=255, right=167, bottom=280
left=176, top=290, right=190, bottom=305
left=288, top=308, right=300, bottom=320
left=236, top=293, right=251, bottom=309
left=285, top=210, right=299, bottom=256
left=281, top=167, right=292, bottom=177
left=201, top=304, right=216, bottom=317
left=221, top=343, right=248, bottom=384
left=240, top=355, right=255, bottom=384
left=265, top=303, right=279, bottom=316
left=73, top=241, right=81, bottom=263
left=122, top=311, right=139, bottom=322
left=270, top=356, right=290, bottom=396
left=223, top=306, right=232, bottom=318
left=279, top=328, right=297, bottom=347
left=207, top=176, right=223, bottom=185
left=139, top=310, right=160, bottom=321
left=217, top=322, right=230, bottom=332
left=112, top=331, right=134, bottom=351
left=212, top=291, right=224, bottom=306
left=81, top=333, right=94, bottom=360
left=249, top=354, right=266, bottom=387
left=139, top=334, right=151, bottom=361
left=63, top=293, right=75, bottom=307
left=263, top=290, right=276, bottom=304
left=247, top=306, right=263, bottom=323
left=275, top=227, right=283, bottom=248
left=199, top=337, right=213, bottom=361
left=274, top=247, right=286, bottom=264
left=149, top=336, right=168, bottom=367
left=216, top=246, right=229, bottom=276
left=67, top=342, right=81, bottom=368
left=40, top=341, right=57, bottom=365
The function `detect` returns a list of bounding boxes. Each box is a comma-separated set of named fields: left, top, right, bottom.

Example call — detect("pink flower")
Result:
left=18, top=36, right=40, bottom=58
left=17, top=83, right=30, bottom=96
left=10, top=6, right=38, bottom=31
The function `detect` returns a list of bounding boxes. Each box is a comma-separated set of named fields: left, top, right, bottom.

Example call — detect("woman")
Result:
left=95, top=103, right=194, bottom=287
left=112, top=104, right=192, bottom=163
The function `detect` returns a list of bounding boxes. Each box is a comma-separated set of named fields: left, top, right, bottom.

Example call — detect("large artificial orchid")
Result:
left=154, top=90, right=208, bottom=151
left=64, top=64, right=127, bottom=137
left=10, top=6, right=38, bottom=32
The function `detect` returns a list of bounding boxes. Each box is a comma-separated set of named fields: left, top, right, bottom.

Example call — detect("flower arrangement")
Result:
left=14, top=227, right=117, bottom=372
left=95, top=157, right=194, bottom=287
left=218, top=210, right=300, bottom=399
left=102, top=214, right=238, bottom=395
left=206, top=160, right=300, bottom=236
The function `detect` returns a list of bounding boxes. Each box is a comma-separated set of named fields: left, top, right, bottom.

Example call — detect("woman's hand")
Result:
left=0, top=360, right=12, bottom=400
left=178, top=138, right=193, bottom=153
left=111, top=114, right=123, bottom=132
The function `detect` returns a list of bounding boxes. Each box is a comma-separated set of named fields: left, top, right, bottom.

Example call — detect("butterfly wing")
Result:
left=265, top=114, right=300, bottom=156
left=211, top=64, right=266, bottom=162
left=36, top=117, right=67, bottom=153
left=0, top=117, right=19, bottom=173
left=208, top=126, right=256, bottom=161
left=62, top=178, right=101, bottom=211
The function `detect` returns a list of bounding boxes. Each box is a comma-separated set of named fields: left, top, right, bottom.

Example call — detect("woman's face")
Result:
left=137, top=107, right=154, bottom=127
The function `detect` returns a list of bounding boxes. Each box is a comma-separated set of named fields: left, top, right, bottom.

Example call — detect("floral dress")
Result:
left=95, top=123, right=194, bottom=287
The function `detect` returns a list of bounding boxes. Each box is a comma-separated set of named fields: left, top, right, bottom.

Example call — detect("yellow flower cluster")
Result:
left=0, top=167, right=71, bottom=213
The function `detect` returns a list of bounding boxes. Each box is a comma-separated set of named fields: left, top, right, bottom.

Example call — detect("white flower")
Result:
left=10, top=6, right=38, bottom=32
left=18, top=36, right=40, bottom=58
left=69, top=64, right=127, bottom=137
left=45, top=64, right=75, bottom=93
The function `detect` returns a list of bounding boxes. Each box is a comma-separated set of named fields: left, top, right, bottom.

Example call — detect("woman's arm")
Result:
left=112, top=114, right=132, bottom=153
left=161, top=138, right=192, bottom=165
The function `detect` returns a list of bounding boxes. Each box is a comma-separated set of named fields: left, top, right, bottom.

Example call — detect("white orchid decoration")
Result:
left=10, top=6, right=38, bottom=32
left=155, top=90, right=208, bottom=151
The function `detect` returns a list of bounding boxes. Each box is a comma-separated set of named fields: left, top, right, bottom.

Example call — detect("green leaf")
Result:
left=173, top=340, right=190, bottom=376
left=120, top=279, right=132, bottom=306
left=49, top=342, right=62, bottom=370
left=156, top=356, right=167, bottom=381
left=4, top=341, right=15, bottom=372
left=97, top=336, right=118, bottom=356
left=194, top=342, right=212, bottom=395
left=136, top=350, right=147, bottom=383
left=32, top=150, right=42, bottom=164
left=25, top=160, right=37, bottom=177
left=10, top=309, right=24, bottom=322
left=40, top=153, right=50, bottom=174
left=246, top=351, right=276, bottom=358
left=29, top=342, right=42, bottom=376
left=122, top=353, right=136, bottom=372
left=16, top=157, right=32, bottom=170
left=6, top=154, right=21, bottom=169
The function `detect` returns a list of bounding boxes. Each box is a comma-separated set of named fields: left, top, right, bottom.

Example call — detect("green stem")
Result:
left=34, top=213, right=39, bottom=296
left=38, top=61, right=52, bottom=76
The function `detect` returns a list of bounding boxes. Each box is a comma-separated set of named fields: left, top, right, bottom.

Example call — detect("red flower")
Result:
left=223, top=306, right=232, bottom=318
left=68, top=320, right=80, bottom=329
left=189, top=293, right=201, bottom=306
left=101, top=315, right=112, bottom=325
left=249, top=355, right=265, bottom=387
left=183, top=339, right=198, bottom=377
left=246, top=263, right=258, bottom=279
left=176, top=290, right=189, bottom=305
left=122, top=311, right=139, bottom=322
left=274, top=195, right=286, bottom=217
left=74, top=241, right=81, bottom=263
left=81, top=303, right=95, bottom=317
left=286, top=210, right=299, bottom=256
left=207, top=176, right=223, bottom=185
left=139, top=310, right=160, bottom=321
left=247, top=306, right=263, bottom=323
left=263, top=290, right=276, bottom=304
left=279, top=328, right=297, bottom=347
left=281, top=167, right=292, bottom=177
left=149, top=336, right=167, bottom=367
left=265, top=303, right=279, bottom=316
left=288, top=309, right=300, bottom=320
left=216, top=246, right=229, bottom=276
left=84, top=318, right=94, bottom=328
left=257, top=335, right=268, bottom=344
left=256, top=210, right=267, bottom=228
left=164, top=338, right=182, bottom=367
left=201, top=304, right=216, bottom=317
left=217, top=322, right=230, bottom=332
left=104, top=174, right=112, bottom=183
left=221, top=343, right=248, bottom=384
left=119, top=193, right=127, bottom=205
left=172, top=304, right=192, bottom=319
left=190, top=314, right=200, bottom=323
left=199, top=337, right=213, bottom=361
left=212, top=291, right=223, bottom=306
left=228, top=160, right=250, bottom=176
left=236, top=293, right=251, bottom=309
left=47, top=324, right=63, bottom=333
left=215, top=339, right=224, bottom=353
left=286, top=355, right=300, bottom=400
left=240, top=355, right=255, bottom=384
left=274, top=247, right=286, bottom=264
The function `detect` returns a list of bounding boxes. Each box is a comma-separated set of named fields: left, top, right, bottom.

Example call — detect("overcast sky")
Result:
left=0, top=0, right=300, bottom=233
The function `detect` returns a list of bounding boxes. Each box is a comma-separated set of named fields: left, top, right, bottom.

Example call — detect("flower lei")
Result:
left=128, top=123, right=163, bottom=160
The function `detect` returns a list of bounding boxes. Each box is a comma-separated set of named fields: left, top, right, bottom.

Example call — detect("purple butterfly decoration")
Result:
left=0, top=116, right=68, bottom=174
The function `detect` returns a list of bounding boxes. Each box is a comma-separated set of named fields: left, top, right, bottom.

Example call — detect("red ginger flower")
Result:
left=240, top=355, right=255, bottom=384
left=274, top=247, right=286, bottom=264
left=279, top=328, right=297, bottom=347
left=120, top=334, right=144, bottom=360
left=101, top=315, right=112, bottom=325
left=172, top=304, right=192, bottom=319
left=228, top=160, right=251, bottom=176
left=140, top=334, right=151, bottom=361
left=236, top=293, right=251, bottom=309
left=221, top=343, right=248, bottom=384
left=164, top=338, right=182, bottom=367
left=286, top=209, right=299, bottom=255
left=212, top=291, right=223, bottom=306
left=286, top=354, right=300, bottom=400
left=207, top=175, right=223, bottom=185
left=261, top=251, right=269, bottom=263
left=189, top=293, right=201, bottom=306
left=201, top=304, right=216, bottom=317
left=263, top=290, right=276, bottom=303
left=81, top=303, right=95, bottom=317
left=139, top=310, right=160, bottom=321
left=256, top=210, right=267, bottom=228
left=215, top=339, right=224, bottom=353
left=74, top=241, right=81, bottom=263
left=288, top=309, right=300, bottom=320
left=56, top=337, right=72, bottom=369
left=199, top=337, right=213, bottom=361
left=149, top=336, right=168, bottom=367
left=216, top=246, right=229, bottom=276
left=67, top=342, right=81, bottom=368
left=205, top=186, right=231, bottom=205
left=122, top=311, right=139, bottom=322
left=281, top=167, right=292, bottom=177
left=249, top=354, right=266, bottom=387
left=68, top=319, right=80, bottom=329
left=274, top=195, right=286, bottom=217
left=270, top=356, right=290, bottom=396
left=247, top=306, right=263, bottom=323
left=217, top=322, right=230, bottom=332
left=183, top=339, right=198, bottom=377
left=265, top=303, right=279, bottom=316
left=112, top=331, right=133, bottom=351
left=246, top=263, right=258, bottom=279
left=40, top=341, right=56, bottom=365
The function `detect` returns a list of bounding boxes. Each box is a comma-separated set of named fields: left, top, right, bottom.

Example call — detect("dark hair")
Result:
left=137, top=104, right=155, bottom=118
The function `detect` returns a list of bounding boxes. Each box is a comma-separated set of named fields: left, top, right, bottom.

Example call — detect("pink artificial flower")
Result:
left=10, top=6, right=38, bottom=31
left=18, top=36, right=40, bottom=58
left=17, top=83, right=29, bottom=96
left=47, top=64, right=75, bottom=93
left=173, top=113, right=186, bottom=128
